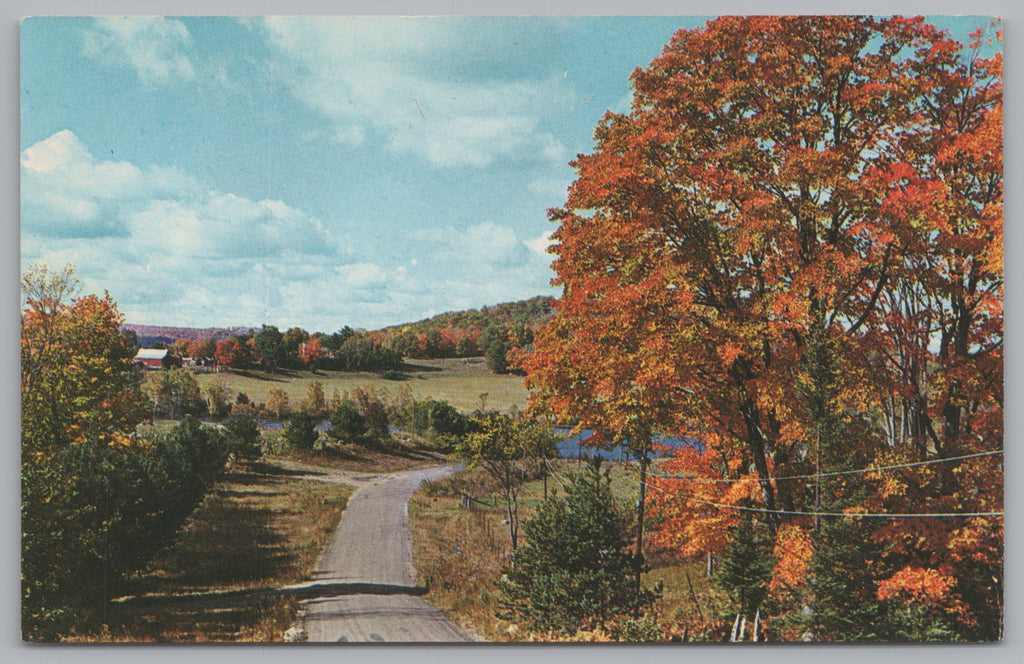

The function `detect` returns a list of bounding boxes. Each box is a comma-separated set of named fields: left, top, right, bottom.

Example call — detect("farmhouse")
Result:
left=134, top=348, right=168, bottom=369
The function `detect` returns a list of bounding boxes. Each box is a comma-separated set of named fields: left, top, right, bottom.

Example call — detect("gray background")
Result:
left=4, top=1, right=1020, bottom=663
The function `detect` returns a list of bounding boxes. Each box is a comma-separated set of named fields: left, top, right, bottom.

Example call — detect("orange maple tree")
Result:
left=526, top=15, right=1002, bottom=640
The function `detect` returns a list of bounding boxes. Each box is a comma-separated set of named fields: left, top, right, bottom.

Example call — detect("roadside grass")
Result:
left=266, top=440, right=441, bottom=474
left=409, top=460, right=731, bottom=642
left=194, top=357, right=529, bottom=414
left=66, top=459, right=353, bottom=642
left=410, top=467, right=512, bottom=641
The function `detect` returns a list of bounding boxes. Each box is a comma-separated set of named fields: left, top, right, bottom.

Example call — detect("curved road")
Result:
left=297, top=464, right=477, bottom=642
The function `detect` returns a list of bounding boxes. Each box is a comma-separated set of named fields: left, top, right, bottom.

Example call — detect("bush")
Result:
left=22, top=416, right=230, bottom=640
left=328, top=401, right=368, bottom=443
left=284, top=410, right=318, bottom=450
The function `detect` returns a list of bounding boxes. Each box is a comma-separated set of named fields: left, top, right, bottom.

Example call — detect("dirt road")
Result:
left=297, top=464, right=477, bottom=642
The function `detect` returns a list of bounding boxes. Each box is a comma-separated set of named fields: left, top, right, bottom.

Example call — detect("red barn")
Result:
left=134, top=348, right=168, bottom=369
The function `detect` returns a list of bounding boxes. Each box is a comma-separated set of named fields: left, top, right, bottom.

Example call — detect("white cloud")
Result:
left=341, top=262, right=387, bottom=289
left=524, top=230, right=555, bottom=256
left=21, top=130, right=355, bottom=328
left=21, top=130, right=197, bottom=237
left=23, top=130, right=336, bottom=255
left=82, top=17, right=197, bottom=86
left=460, top=222, right=530, bottom=266
left=257, top=17, right=572, bottom=169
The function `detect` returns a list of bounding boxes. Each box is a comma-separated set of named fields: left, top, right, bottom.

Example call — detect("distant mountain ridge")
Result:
left=122, top=295, right=557, bottom=347
left=122, top=324, right=254, bottom=348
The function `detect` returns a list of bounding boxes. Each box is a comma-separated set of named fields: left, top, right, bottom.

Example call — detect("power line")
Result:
left=646, top=450, right=1003, bottom=484
left=640, top=479, right=1004, bottom=519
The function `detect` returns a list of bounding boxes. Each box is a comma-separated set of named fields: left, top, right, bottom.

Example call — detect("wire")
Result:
left=646, top=450, right=1003, bottom=484
left=641, top=479, right=1004, bottom=519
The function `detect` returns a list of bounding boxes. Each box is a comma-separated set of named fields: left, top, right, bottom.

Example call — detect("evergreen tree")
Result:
left=223, top=410, right=262, bottom=460
left=496, top=458, right=660, bottom=635
left=715, top=514, right=774, bottom=618
left=328, top=400, right=368, bottom=443
left=284, top=410, right=318, bottom=450
left=800, top=315, right=885, bottom=640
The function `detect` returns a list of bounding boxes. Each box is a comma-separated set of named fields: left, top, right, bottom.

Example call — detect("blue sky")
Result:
left=20, top=16, right=996, bottom=331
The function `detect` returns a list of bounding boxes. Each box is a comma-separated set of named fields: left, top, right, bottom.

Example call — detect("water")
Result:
left=553, top=428, right=698, bottom=460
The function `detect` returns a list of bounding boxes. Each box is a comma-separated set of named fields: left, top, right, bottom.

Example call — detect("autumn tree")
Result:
left=527, top=16, right=1002, bottom=640
left=299, top=337, right=323, bottom=370
left=203, top=378, right=232, bottom=419
left=266, top=388, right=290, bottom=420
left=455, top=414, right=558, bottom=550
left=282, top=326, right=309, bottom=367
left=186, top=337, right=216, bottom=362
left=214, top=337, right=247, bottom=368
left=302, top=379, right=328, bottom=419
left=21, top=265, right=148, bottom=455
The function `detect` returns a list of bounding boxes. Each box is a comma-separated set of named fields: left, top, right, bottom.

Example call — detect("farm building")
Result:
left=134, top=348, right=168, bottom=369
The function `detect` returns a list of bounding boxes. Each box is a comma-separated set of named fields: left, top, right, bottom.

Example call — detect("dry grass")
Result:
left=268, top=439, right=441, bottom=474
left=410, top=468, right=515, bottom=641
left=409, top=461, right=733, bottom=642
left=195, top=357, right=529, bottom=414
left=68, top=459, right=354, bottom=642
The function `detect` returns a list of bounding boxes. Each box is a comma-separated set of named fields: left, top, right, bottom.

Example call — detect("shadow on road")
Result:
left=112, top=581, right=428, bottom=613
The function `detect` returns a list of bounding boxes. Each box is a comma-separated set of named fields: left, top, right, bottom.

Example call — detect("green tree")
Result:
left=485, top=340, right=509, bottom=374
left=284, top=410, right=318, bottom=450
left=223, top=410, right=262, bottom=460
left=21, top=267, right=230, bottom=639
left=328, top=401, right=368, bottom=443
left=715, top=514, right=774, bottom=619
left=455, top=415, right=557, bottom=550
left=254, top=325, right=284, bottom=369
left=497, top=459, right=660, bottom=636
left=144, top=367, right=204, bottom=419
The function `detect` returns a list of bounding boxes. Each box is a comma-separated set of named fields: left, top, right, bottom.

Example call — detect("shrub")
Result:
left=328, top=401, right=368, bottom=443
left=284, top=410, right=318, bottom=450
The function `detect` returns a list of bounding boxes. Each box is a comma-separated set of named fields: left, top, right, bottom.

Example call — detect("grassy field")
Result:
left=68, top=458, right=354, bottom=642
left=409, top=460, right=733, bottom=642
left=194, top=357, right=529, bottom=414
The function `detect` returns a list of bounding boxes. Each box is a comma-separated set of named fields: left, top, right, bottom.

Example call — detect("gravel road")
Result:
left=298, top=463, right=478, bottom=642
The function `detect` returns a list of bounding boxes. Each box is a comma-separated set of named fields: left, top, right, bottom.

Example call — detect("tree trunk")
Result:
left=634, top=452, right=648, bottom=617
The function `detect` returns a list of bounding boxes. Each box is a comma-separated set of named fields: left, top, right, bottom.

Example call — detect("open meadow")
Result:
left=195, top=357, right=529, bottom=415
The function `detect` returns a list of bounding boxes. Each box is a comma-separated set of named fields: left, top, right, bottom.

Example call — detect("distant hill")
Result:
left=381, top=295, right=557, bottom=334
left=122, top=324, right=253, bottom=348
left=122, top=295, right=557, bottom=348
